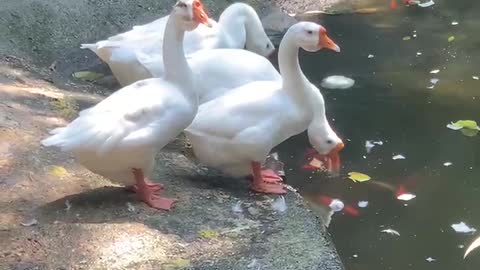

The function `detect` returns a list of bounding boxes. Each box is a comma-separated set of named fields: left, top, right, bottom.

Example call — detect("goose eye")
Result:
left=266, top=44, right=270, bottom=49
left=326, top=140, right=333, bottom=144
left=177, top=2, right=187, bottom=8
left=307, top=30, right=313, bottom=35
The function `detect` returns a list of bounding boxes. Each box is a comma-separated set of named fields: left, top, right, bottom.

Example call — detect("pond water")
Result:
left=272, top=0, right=480, bottom=269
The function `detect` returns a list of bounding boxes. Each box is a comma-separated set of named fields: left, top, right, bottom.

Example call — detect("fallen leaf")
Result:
left=430, top=69, right=440, bottom=74
left=72, top=71, right=104, bottom=81
left=50, top=166, right=68, bottom=177
left=65, top=200, right=72, bottom=211
left=451, top=21, right=459, bottom=25
left=447, top=120, right=480, bottom=131
left=198, top=228, right=220, bottom=239
left=448, top=36, right=455, bottom=42
left=461, top=129, right=479, bottom=137
left=402, top=36, right=412, bottom=41
left=368, top=54, right=375, bottom=58
left=358, top=201, right=369, bottom=208
left=271, top=196, right=287, bottom=213
left=452, top=222, right=477, bottom=234
left=397, top=193, right=416, bottom=201
left=464, top=235, right=480, bottom=258
left=164, top=258, right=191, bottom=270
left=321, top=75, right=355, bottom=90
left=348, top=172, right=371, bottom=182
left=392, top=154, right=406, bottom=160
left=418, top=0, right=435, bottom=7
left=381, top=228, right=400, bottom=236
left=327, top=199, right=344, bottom=212
left=21, top=218, right=38, bottom=227
left=365, top=140, right=383, bottom=153
left=232, top=201, right=243, bottom=213
left=443, top=162, right=453, bottom=167
left=126, top=202, right=135, bottom=212
left=473, top=76, right=479, bottom=80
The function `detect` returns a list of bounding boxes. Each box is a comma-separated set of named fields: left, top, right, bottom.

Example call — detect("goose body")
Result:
left=185, top=22, right=343, bottom=194
left=82, top=3, right=274, bottom=86
left=42, top=0, right=211, bottom=210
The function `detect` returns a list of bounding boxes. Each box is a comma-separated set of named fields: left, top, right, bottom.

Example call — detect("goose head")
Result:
left=288, top=22, right=340, bottom=53
left=307, top=122, right=345, bottom=174
left=223, top=3, right=275, bottom=57
left=172, top=0, right=212, bottom=31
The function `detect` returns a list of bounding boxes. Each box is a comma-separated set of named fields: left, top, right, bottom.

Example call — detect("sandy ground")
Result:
left=0, top=53, right=342, bottom=270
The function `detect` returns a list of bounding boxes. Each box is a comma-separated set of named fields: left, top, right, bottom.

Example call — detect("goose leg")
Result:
left=249, top=162, right=286, bottom=194
left=132, top=168, right=175, bottom=210
left=125, top=179, right=164, bottom=193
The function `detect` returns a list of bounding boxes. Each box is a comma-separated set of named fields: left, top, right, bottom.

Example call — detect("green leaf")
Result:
left=72, top=71, right=104, bottom=81
left=198, top=228, right=219, bottom=239
left=50, top=166, right=68, bottom=177
left=448, top=36, right=455, bottom=42
left=164, top=258, right=191, bottom=270
left=348, top=172, right=371, bottom=182
left=447, top=120, right=480, bottom=131
left=461, top=129, right=479, bottom=137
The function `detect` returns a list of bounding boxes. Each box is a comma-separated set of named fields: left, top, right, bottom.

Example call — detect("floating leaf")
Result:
left=50, top=166, right=68, bottom=177
left=321, top=75, right=355, bottom=90
left=402, top=36, right=412, bottom=41
left=381, top=228, right=400, bottom=236
left=426, top=257, right=436, bottom=262
left=464, top=235, right=480, bottom=258
left=461, top=129, right=479, bottom=137
left=358, top=201, right=369, bottom=208
left=368, top=54, right=375, bottom=59
left=397, top=193, right=416, bottom=201
left=365, top=140, right=383, bottom=153
left=348, top=172, right=371, bottom=182
left=72, top=71, right=104, bottom=81
left=329, top=199, right=345, bottom=212
left=448, top=36, right=455, bottom=42
left=430, top=69, right=440, bottom=74
left=452, top=21, right=459, bottom=25
left=198, top=228, right=219, bottom=239
left=418, top=0, right=435, bottom=8
left=452, top=222, right=477, bottom=234
left=443, top=162, right=453, bottom=167
left=473, top=76, right=479, bottom=80
left=447, top=120, right=480, bottom=131
left=392, top=154, right=406, bottom=160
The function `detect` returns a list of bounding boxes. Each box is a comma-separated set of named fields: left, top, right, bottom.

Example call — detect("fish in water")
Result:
left=390, top=0, right=414, bottom=9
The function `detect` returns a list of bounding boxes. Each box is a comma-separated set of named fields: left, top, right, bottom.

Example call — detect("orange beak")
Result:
left=192, top=0, right=212, bottom=27
left=326, top=142, right=345, bottom=173
left=319, top=31, right=340, bottom=52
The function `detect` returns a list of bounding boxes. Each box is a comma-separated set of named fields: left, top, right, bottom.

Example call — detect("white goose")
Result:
left=184, top=22, right=344, bottom=194
left=41, top=0, right=211, bottom=210
left=81, top=2, right=274, bottom=86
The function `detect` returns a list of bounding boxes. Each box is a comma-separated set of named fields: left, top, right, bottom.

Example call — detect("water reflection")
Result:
left=273, top=1, right=480, bottom=269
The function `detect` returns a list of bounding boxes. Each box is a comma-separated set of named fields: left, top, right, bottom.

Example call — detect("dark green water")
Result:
left=275, top=1, right=480, bottom=269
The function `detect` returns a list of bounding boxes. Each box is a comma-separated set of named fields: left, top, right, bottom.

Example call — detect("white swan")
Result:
left=41, top=0, right=211, bottom=210
left=184, top=22, right=344, bottom=194
left=81, top=2, right=274, bottom=86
